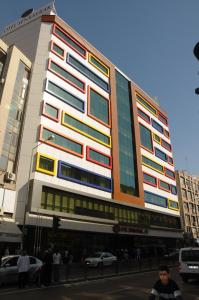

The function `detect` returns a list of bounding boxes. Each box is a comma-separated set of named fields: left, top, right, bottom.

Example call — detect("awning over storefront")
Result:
left=0, top=218, right=22, bottom=243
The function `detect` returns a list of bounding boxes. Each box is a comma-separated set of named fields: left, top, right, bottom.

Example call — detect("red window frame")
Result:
left=139, top=122, right=154, bottom=154
left=161, top=138, right=172, bottom=152
left=137, top=107, right=151, bottom=124
left=86, top=146, right=112, bottom=169
left=158, top=111, right=168, bottom=126
left=50, top=40, right=65, bottom=60
left=143, top=171, right=157, bottom=187
left=158, top=179, right=171, bottom=192
left=164, top=167, right=175, bottom=180
left=42, top=101, right=60, bottom=122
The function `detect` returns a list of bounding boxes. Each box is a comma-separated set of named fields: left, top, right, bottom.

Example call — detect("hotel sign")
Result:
left=2, top=2, right=56, bottom=36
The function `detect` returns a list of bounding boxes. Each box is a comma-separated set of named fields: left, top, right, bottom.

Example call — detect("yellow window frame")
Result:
left=88, top=53, right=110, bottom=77
left=36, top=153, right=57, bottom=176
left=168, top=199, right=179, bottom=211
left=153, top=133, right=161, bottom=144
left=136, top=93, right=157, bottom=116
left=142, top=155, right=164, bottom=174
left=61, top=111, right=111, bottom=148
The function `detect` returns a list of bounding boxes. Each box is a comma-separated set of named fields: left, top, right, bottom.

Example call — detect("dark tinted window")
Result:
left=181, top=250, right=199, bottom=262
left=29, top=257, right=36, bottom=265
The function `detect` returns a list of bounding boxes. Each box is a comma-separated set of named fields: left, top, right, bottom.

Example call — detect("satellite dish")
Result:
left=21, top=8, right=34, bottom=18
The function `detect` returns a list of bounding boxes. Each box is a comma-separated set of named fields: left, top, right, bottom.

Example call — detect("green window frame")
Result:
left=142, top=155, right=164, bottom=173
left=62, top=112, right=111, bottom=147
left=46, top=80, right=85, bottom=112
left=41, top=127, right=83, bottom=157
left=139, top=123, right=153, bottom=152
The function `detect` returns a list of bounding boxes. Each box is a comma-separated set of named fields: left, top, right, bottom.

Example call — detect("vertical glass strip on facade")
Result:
left=115, top=71, right=138, bottom=196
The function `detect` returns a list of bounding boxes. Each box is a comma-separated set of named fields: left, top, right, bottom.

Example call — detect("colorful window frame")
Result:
left=153, top=133, right=161, bottom=144
left=158, top=179, right=171, bottom=192
left=51, top=40, right=65, bottom=60
left=58, top=161, right=112, bottom=192
left=139, top=123, right=154, bottom=153
left=86, top=146, right=112, bottom=169
left=158, top=112, right=168, bottom=126
left=67, top=53, right=110, bottom=92
left=88, top=53, right=109, bottom=77
left=52, top=24, right=87, bottom=58
left=42, top=101, right=60, bottom=122
left=144, top=191, right=167, bottom=208
left=87, top=86, right=111, bottom=127
left=161, top=139, right=172, bottom=152
left=168, top=156, right=174, bottom=165
left=137, top=107, right=151, bottom=124
left=48, top=59, right=86, bottom=93
left=155, top=148, right=168, bottom=162
left=165, top=167, right=175, bottom=180
left=62, top=111, right=111, bottom=148
left=39, top=125, right=84, bottom=158
left=45, top=79, right=85, bottom=112
left=164, top=129, right=170, bottom=139
left=136, top=93, right=157, bottom=116
left=171, top=185, right=177, bottom=195
left=152, top=119, right=164, bottom=134
left=143, top=172, right=157, bottom=187
left=168, top=199, right=179, bottom=211
left=142, top=155, right=164, bottom=174
left=36, top=153, right=57, bottom=176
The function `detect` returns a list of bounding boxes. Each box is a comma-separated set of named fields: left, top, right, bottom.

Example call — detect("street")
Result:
left=0, top=268, right=198, bottom=300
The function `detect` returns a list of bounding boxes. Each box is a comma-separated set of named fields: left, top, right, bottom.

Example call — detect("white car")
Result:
left=85, top=252, right=117, bottom=267
left=179, top=247, right=199, bottom=282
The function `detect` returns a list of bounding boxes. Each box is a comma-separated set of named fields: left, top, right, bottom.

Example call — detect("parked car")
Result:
left=179, top=247, right=199, bottom=282
left=164, top=250, right=179, bottom=260
left=84, top=252, right=117, bottom=267
left=0, top=255, right=43, bottom=286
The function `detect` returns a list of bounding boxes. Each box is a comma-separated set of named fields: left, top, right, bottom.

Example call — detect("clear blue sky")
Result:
left=1, top=0, right=199, bottom=175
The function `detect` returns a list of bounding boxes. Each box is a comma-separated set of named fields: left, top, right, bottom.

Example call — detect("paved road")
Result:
left=0, top=268, right=198, bottom=300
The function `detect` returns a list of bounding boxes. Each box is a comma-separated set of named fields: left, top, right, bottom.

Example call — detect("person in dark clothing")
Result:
left=149, top=265, right=183, bottom=300
left=42, top=250, right=53, bottom=286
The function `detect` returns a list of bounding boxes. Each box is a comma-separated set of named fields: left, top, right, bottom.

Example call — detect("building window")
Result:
left=36, top=153, right=56, bottom=176
left=168, top=156, right=173, bottom=165
left=144, top=191, right=167, bottom=208
left=137, top=108, right=151, bottom=124
left=152, top=119, right=164, bottom=134
left=86, top=146, right=112, bottom=169
left=158, top=180, right=171, bottom=192
left=42, top=102, right=59, bottom=122
left=155, top=148, right=168, bottom=162
left=139, top=123, right=153, bottom=152
left=143, top=172, right=157, bottom=187
left=67, top=54, right=109, bottom=92
left=40, top=126, right=84, bottom=157
left=46, top=80, right=85, bottom=112
left=53, top=24, right=86, bottom=58
left=153, top=133, right=161, bottom=144
left=158, top=112, right=168, bottom=126
left=51, top=41, right=65, bottom=59
left=136, top=93, right=157, bottom=115
left=88, top=53, right=109, bottom=77
left=88, top=86, right=110, bottom=126
left=165, top=168, right=175, bottom=179
left=164, top=129, right=170, bottom=138
left=182, top=189, right=187, bottom=199
left=171, top=185, right=177, bottom=195
left=48, top=59, right=85, bottom=92
left=142, top=155, right=164, bottom=174
left=161, top=139, right=172, bottom=151
left=116, top=71, right=139, bottom=195
left=58, top=161, right=112, bottom=192
left=168, top=200, right=179, bottom=210
left=62, top=112, right=111, bottom=147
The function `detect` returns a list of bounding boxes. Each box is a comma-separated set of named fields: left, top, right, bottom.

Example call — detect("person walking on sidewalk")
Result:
left=17, top=250, right=30, bottom=288
left=53, top=249, right=62, bottom=282
left=148, top=265, right=183, bottom=300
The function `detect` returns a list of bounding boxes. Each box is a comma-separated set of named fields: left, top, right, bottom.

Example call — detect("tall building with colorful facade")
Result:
left=0, top=3, right=181, bottom=254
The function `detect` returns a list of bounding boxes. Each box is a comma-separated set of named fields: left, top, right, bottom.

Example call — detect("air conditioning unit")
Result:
left=5, top=172, right=16, bottom=182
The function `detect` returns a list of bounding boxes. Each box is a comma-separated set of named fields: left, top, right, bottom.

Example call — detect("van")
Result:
left=179, top=247, right=199, bottom=282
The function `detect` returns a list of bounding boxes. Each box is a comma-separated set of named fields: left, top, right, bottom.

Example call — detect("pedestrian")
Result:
left=53, top=249, right=62, bottom=282
left=17, top=250, right=30, bottom=288
left=148, top=265, right=183, bottom=300
left=42, top=249, right=53, bottom=286
left=136, top=247, right=141, bottom=261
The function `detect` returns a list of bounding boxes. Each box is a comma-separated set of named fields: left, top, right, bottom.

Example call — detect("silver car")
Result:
left=85, top=252, right=117, bottom=267
left=0, top=255, right=43, bottom=286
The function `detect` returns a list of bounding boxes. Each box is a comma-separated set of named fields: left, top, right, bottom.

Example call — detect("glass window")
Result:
left=41, top=127, right=83, bottom=156
left=165, top=168, right=175, bottom=179
left=43, top=103, right=59, bottom=120
left=89, top=88, right=109, bottom=125
left=87, top=147, right=111, bottom=168
left=139, top=123, right=153, bottom=152
left=153, top=133, right=161, bottom=144
left=62, top=112, right=110, bottom=146
left=38, top=155, right=55, bottom=172
left=49, top=60, right=85, bottom=91
left=53, top=25, right=86, bottom=57
left=182, top=189, right=187, bottom=199
left=152, top=119, right=164, bottom=134
left=158, top=113, right=168, bottom=125
left=67, top=54, right=109, bottom=92
left=58, top=161, right=112, bottom=192
left=159, top=180, right=170, bottom=192
left=137, top=108, right=150, bottom=123
left=171, top=185, right=177, bottom=195
left=168, top=156, right=173, bottom=165
left=89, top=53, right=109, bottom=76
left=116, top=71, right=139, bottom=195
left=143, top=173, right=157, bottom=186
left=169, top=200, right=179, bottom=210
left=164, top=129, right=170, bottom=138
left=161, top=139, right=172, bottom=151
left=46, top=80, right=84, bottom=112
left=52, top=42, right=64, bottom=58
left=142, top=155, right=164, bottom=173
left=155, top=148, right=168, bottom=162
left=136, top=94, right=157, bottom=115
left=144, top=191, right=167, bottom=207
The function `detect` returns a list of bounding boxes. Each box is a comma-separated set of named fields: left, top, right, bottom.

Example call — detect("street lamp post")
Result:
left=21, top=135, right=54, bottom=250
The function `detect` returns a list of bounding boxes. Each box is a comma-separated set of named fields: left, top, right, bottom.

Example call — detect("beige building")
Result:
left=176, top=170, right=199, bottom=240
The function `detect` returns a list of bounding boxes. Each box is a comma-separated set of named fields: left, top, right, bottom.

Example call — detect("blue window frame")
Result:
left=67, top=53, right=109, bottom=92
left=144, top=191, right=167, bottom=208
left=155, top=148, right=168, bottom=162
left=57, top=161, right=112, bottom=192
left=152, top=119, right=164, bottom=134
